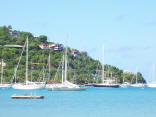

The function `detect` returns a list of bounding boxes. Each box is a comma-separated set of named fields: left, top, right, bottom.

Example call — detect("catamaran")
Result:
left=147, top=64, right=156, bottom=88
left=12, top=37, right=45, bottom=90
left=46, top=36, right=87, bottom=91
left=0, top=59, right=12, bottom=88
left=93, top=45, right=119, bottom=88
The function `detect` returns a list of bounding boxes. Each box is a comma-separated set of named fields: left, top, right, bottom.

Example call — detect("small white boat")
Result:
left=131, top=83, right=145, bottom=87
left=131, top=68, right=145, bottom=87
left=120, top=72, right=130, bottom=88
left=147, top=64, right=156, bottom=88
left=0, top=59, right=12, bottom=88
left=147, top=83, right=156, bottom=88
left=120, top=82, right=130, bottom=88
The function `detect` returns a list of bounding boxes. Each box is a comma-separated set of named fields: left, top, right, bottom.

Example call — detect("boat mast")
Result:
left=48, top=54, right=51, bottom=81
left=111, top=72, right=113, bottom=79
left=31, top=66, right=33, bottom=82
left=1, top=59, right=3, bottom=84
left=12, top=42, right=26, bottom=84
left=43, top=66, right=45, bottom=81
left=152, top=64, right=155, bottom=83
left=123, top=71, right=125, bottom=83
left=102, top=45, right=105, bottom=83
left=62, top=55, right=65, bottom=83
left=64, top=34, right=68, bottom=82
left=136, top=68, right=138, bottom=84
left=26, top=37, right=28, bottom=84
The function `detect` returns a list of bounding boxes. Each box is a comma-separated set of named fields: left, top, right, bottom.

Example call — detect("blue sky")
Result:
left=0, top=0, right=156, bottom=82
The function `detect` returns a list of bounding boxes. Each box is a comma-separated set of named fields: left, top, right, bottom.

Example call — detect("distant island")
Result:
left=0, top=25, right=146, bottom=84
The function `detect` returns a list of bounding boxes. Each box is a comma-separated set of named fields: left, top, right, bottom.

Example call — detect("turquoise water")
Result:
left=0, top=87, right=156, bottom=117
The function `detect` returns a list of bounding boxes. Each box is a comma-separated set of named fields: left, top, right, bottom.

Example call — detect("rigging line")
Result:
left=95, top=60, right=100, bottom=79
left=54, top=55, right=63, bottom=82
left=37, top=66, right=45, bottom=82
left=11, top=41, right=26, bottom=83
left=131, top=75, right=135, bottom=84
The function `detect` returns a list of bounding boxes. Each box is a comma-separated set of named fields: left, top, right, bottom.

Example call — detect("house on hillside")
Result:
left=9, top=32, right=20, bottom=37
left=71, top=50, right=80, bottom=57
left=49, top=44, right=63, bottom=51
left=33, top=35, right=39, bottom=38
left=52, top=44, right=63, bottom=51
left=48, top=44, right=56, bottom=49
left=123, top=70, right=133, bottom=74
left=39, top=43, right=63, bottom=51
left=39, top=44, right=48, bottom=49
left=0, top=61, right=6, bottom=67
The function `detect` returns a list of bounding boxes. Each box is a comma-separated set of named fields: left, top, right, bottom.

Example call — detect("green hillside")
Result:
left=0, top=25, right=146, bottom=84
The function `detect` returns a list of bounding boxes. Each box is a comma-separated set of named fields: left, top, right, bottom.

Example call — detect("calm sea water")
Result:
left=0, top=87, right=156, bottom=117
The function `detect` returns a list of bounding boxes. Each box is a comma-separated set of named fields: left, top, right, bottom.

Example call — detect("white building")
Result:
left=0, top=61, right=6, bottom=67
left=123, top=70, right=133, bottom=74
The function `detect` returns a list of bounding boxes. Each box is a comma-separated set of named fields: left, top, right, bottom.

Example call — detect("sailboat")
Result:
left=0, top=59, right=12, bottom=88
left=46, top=36, right=87, bottom=91
left=45, top=54, right=56, bottom=89
left=120, top=71, right=130, bottom=88
left=12, top=37, right=44, bottom=90
left=147, top=64, right=156, bottom=88
left=93, top=45, right=119, bottom=88
left=131, top=68, right=144, bottom=87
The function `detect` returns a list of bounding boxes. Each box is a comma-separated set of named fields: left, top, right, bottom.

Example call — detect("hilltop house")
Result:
left=9, top=32, right=20, bottom=37
left=49, top=44, right=63, bottom=51
left=39, top=43, right=63, bottom=51
left=0, top=61, right=6, bottom=67
left=123, top=70, right=133, bottom=74
left=71, top=50, right=80, bottom=57
left=39, top=44, right=48, bottom=49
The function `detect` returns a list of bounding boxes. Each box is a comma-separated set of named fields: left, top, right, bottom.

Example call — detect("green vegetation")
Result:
left=0, top=25, right=146, bottom=84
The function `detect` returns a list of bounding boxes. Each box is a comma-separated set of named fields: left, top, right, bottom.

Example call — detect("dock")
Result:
left=11, top=94, right=44, bottom=99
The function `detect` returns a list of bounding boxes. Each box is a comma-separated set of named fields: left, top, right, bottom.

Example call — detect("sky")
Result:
left=0, top=0, right=156, bottom=82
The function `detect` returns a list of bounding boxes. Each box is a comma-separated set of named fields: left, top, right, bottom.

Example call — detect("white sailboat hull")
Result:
left=12, top=83, right=44, bottom=90
left=120, top=84, right=128, bottom=88
left=46, top=81, right=87, bottom=91
left=130, top=84, right=145, bottom=87
left=147, top=83, right=156, bottom=88
left=120, top=82, right=130, bottom=88
left=45, top=84, right=61, bottom=89
left=0, top=84, right=12, bottom=88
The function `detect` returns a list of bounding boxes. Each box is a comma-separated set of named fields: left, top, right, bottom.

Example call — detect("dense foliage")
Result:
left=0, top=26, right=146, bottom=84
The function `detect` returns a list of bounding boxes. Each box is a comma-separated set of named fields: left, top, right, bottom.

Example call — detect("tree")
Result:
left=0, top=25, right=146, bottom=84
left=8, top=25, right=12, bottom=30
left=38, top=35, right=47, bottom=43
